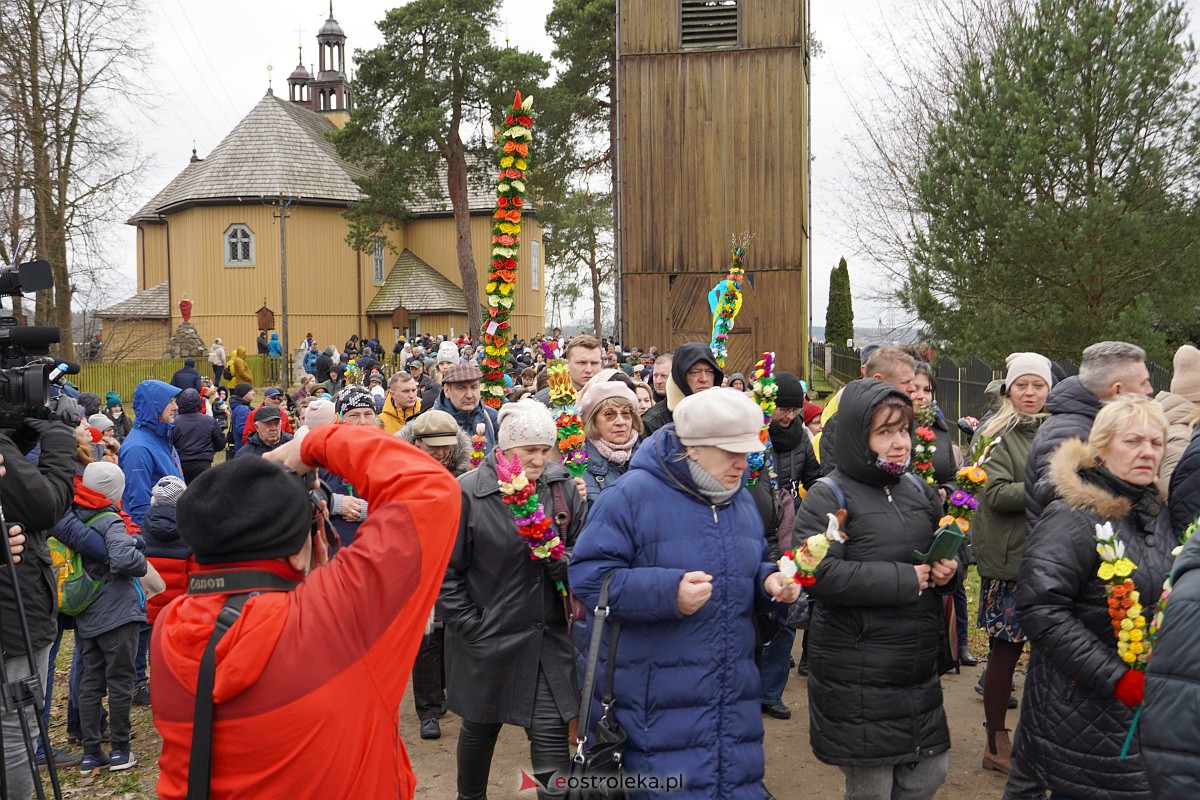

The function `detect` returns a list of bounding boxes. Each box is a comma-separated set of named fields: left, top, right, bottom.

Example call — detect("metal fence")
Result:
left=74, top=355, right=276, bottom=411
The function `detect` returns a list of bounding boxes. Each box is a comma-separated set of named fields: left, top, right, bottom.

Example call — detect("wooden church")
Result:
left=101, top=7, right=545, bottom=361
left=616, top=0, right=810, bottom=376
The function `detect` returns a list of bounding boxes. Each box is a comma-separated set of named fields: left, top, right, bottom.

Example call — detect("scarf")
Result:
left=592, top=436, right=637, bottom=465
left=686, top=459, right=741, bottom=506
left=768, top=418, right=807, bottom=454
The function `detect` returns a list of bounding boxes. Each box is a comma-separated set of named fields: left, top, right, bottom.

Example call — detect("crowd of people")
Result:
left=7, top=329, right=1200, bottom=800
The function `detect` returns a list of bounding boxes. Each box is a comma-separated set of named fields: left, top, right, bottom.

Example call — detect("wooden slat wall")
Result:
left=618, top=47, right=807, bottom=275
left=742, top=0, right=805, bottom=49
left=623, top=270, right=807, bottom=379
left=620, top=0, right=678, bottom=54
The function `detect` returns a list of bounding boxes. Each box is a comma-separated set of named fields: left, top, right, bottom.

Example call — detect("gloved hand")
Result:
left=1114, top=668, right=1145, bottom=708
left=45, top=395, right=81, bottom=426
left=541, top=556, right=568, bottom=587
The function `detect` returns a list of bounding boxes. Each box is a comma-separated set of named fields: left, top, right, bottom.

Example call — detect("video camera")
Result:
left=0, top=259, right=78, bottom=430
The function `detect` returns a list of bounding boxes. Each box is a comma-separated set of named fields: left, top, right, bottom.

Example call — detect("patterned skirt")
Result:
left=977, top=577, right=1027, bottom=643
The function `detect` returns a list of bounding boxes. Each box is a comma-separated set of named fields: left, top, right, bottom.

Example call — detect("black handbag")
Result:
left=567, top=572, right=628, bottom=800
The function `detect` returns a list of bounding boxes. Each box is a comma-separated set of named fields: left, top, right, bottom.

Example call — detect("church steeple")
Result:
left=288, top=44, right=311, bottom=105
left=311, top=2, right=352, bottom=118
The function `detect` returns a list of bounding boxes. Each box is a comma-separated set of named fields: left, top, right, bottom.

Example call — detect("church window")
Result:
left=224, top=224, right=254, bottom=267
left=530, top=240, right=541, bottom=291
left=373, top=239, right=386, bottom=285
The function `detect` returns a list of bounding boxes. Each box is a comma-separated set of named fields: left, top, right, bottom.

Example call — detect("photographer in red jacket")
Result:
left=150, top=424, right=460, bottom=799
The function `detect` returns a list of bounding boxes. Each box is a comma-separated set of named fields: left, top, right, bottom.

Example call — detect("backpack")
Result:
left=48, top=510, right=117, bottom=616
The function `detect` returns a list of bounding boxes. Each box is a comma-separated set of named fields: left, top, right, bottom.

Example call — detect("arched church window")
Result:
left=224, top=224, right=255, bottom=267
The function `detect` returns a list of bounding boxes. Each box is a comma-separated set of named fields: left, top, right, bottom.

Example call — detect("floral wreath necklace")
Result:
left=496, top=450, right=567, bottom=597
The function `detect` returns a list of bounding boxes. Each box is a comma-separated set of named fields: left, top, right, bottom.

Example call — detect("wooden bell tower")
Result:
left=616, top=0, right=811, bottom=376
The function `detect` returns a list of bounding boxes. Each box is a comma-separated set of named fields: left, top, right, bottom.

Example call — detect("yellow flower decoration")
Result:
left=1130, top=641, right=1144, bottom=655
left=1098, top=562, right=1116, bottom=581
left=1113, top=558, right=1136, bottom=577
left=1130, top=628, right=1144, bottom=642
left=1121, top=650, right=1136, bottom=664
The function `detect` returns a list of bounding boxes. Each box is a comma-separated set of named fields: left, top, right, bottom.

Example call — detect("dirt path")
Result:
left=409, top=649, right=1018, bottom=798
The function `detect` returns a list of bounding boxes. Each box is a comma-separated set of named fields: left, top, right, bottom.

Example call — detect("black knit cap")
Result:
left=177, top=456, right=311, bottom=565
left=775, top=372, right=806, bottom=409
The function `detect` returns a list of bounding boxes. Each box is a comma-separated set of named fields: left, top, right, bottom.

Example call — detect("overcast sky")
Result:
left=109, top=0, right=1200, bottom=335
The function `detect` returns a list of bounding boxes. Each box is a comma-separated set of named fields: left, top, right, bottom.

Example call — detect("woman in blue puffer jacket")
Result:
left=569, top=387, right=798, bottom=800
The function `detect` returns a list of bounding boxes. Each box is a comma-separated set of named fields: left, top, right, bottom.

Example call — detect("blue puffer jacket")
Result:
left=569, top=426, right=774, bottom=800
left=119, top=380, right=183, bottom=525
left=228, top=395, right=253, bottom=455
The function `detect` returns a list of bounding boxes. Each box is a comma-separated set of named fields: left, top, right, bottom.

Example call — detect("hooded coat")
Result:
left=170, top=388, right=224, bottom=464
left=791, top=379, right=952, bottom=768
left=1013, top=439, right=1173, bottom=799
left=151, top=427, right=460, bottom=800
left=641, top=343, right=724, bottom=436
left=119, top=380, right=183, bottom=526
left=568, top=426, right=774, bottom=800
left=439, top=453, right=586, bottom=726
left=1143, top=518, right=1200, bottom=798
left=228, top=348, right=253, bottom=387
left=63, top=484, right=148, bottom=639
left=1024, top=376, right=1104, bottom=527
left=228, top=393, right=253, bottom=455
left=267, top=332, right=283, bottom=358
left=313, top=347, right=335, bottom=382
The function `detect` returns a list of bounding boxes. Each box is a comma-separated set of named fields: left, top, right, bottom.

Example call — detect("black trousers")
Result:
left=79, top=622, right=139, bottom=752
left=412, top=627, right=445, bottom=721
left=181, top=460, right=212, bottom=485
left=456, top=668, right=568, bottom=800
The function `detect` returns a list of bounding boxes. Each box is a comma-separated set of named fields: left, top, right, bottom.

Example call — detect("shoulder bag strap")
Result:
left=185, top=591, right=254, bottom=800
left=814, top=476, right=846, bottom=509
left=550, top=482, right=572, bottom=540
left=574, top=572, right=620, bottom=759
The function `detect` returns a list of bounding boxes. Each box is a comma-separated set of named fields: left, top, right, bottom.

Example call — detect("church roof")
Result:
left=366, top=249, right=467, bottom=315
left=96, top=282, right=170, bottom=318
left=128, top=94, right=365, bottom=223
left=128, top=93, right=516, bottom=224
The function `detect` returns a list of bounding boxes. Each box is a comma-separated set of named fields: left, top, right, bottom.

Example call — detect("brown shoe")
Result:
left=982, top=729, right=1012, bottom=774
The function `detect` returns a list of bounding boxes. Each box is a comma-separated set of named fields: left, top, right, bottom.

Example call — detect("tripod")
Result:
left=0, top=497, right=63, bottom=800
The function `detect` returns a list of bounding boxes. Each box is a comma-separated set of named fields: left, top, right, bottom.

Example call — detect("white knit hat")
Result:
left=83, top=462, right=125, bottom=505
left=304, top=398, right=337, bottom=429
left=497, top=399, right=558, bottom=450
left=1004, top=352, right=1053, bottom=393
left=1171, top=345, right=1200, bottom=402
left=436, top=341, right=460, bottom=364
left=674, top=387, right=765, bottom=453
left=152, top=475, right=187, bottom=507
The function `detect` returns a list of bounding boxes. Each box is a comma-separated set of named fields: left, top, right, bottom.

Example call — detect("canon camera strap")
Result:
left=186, top=571, right=298, bottom=800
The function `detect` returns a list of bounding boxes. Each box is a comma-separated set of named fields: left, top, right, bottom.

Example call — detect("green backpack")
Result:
left=48, top=510, right=115, bottom=616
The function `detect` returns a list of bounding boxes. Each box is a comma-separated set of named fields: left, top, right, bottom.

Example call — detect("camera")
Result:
left=0, top=259, right=75, bottom=430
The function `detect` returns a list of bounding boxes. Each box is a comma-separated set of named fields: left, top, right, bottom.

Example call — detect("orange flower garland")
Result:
left=482, top=91, right=534, bottom=409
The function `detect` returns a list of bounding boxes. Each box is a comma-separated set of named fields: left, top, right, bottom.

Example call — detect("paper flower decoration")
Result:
left=545, top=360, right=588, bottom=478
left=482, top=90, right=534, bottom=409
left=746, top=352, right=777, bottom=487
left=708, top=232, right=754, bottom=368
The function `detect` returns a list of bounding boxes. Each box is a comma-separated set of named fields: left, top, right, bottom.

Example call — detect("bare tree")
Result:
left=0, top=0, right=147, bottom=353
left=835, top=0, right=1030, bottom=306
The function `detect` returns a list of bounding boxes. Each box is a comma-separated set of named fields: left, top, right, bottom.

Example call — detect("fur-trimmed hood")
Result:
left=395, top=423, right=473, bottom=477
left=1048, top=437, right=1136, bottom=519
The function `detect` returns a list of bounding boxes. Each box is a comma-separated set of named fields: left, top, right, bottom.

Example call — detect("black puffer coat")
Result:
left=792, top=380, right=952, bottom=768
left=1144, top=523, right=1200, bottom=798
left=439, top=454, right=587, bottom=726
left=170, top=389, right=224, bottom=464
left=769, top=418, right=820, bottom=495
left=1024, top=376, right=1103, bottom=527
left=1013, top=439, right=1174, bottom=800
left=1167, top=425, right=1200, bottom=538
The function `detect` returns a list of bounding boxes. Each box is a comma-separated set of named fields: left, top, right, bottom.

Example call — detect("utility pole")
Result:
left=276, top=196, right=294, bottom=382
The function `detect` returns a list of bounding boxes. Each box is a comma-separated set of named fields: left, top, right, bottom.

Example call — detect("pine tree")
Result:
left=825, top=257, right=855, bottom=346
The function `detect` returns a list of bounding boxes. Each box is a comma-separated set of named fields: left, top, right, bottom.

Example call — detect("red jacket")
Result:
left=240, top=404, right=294, bottom=444
left=146, top=555, right=194, bottom=626
left=150, top=425, right=460, bottom=799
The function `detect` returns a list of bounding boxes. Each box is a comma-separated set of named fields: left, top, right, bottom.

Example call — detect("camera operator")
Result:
left=151, top=424, right=460, bottom=799
left=0, top=410, right=76, bottom=798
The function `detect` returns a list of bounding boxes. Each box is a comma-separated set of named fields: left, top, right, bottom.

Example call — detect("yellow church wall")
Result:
left=136, top=224, right=168, bottom=291
left=400, top=214, right=546, bottom=341
left=158, top=203, right=391, bottom=352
